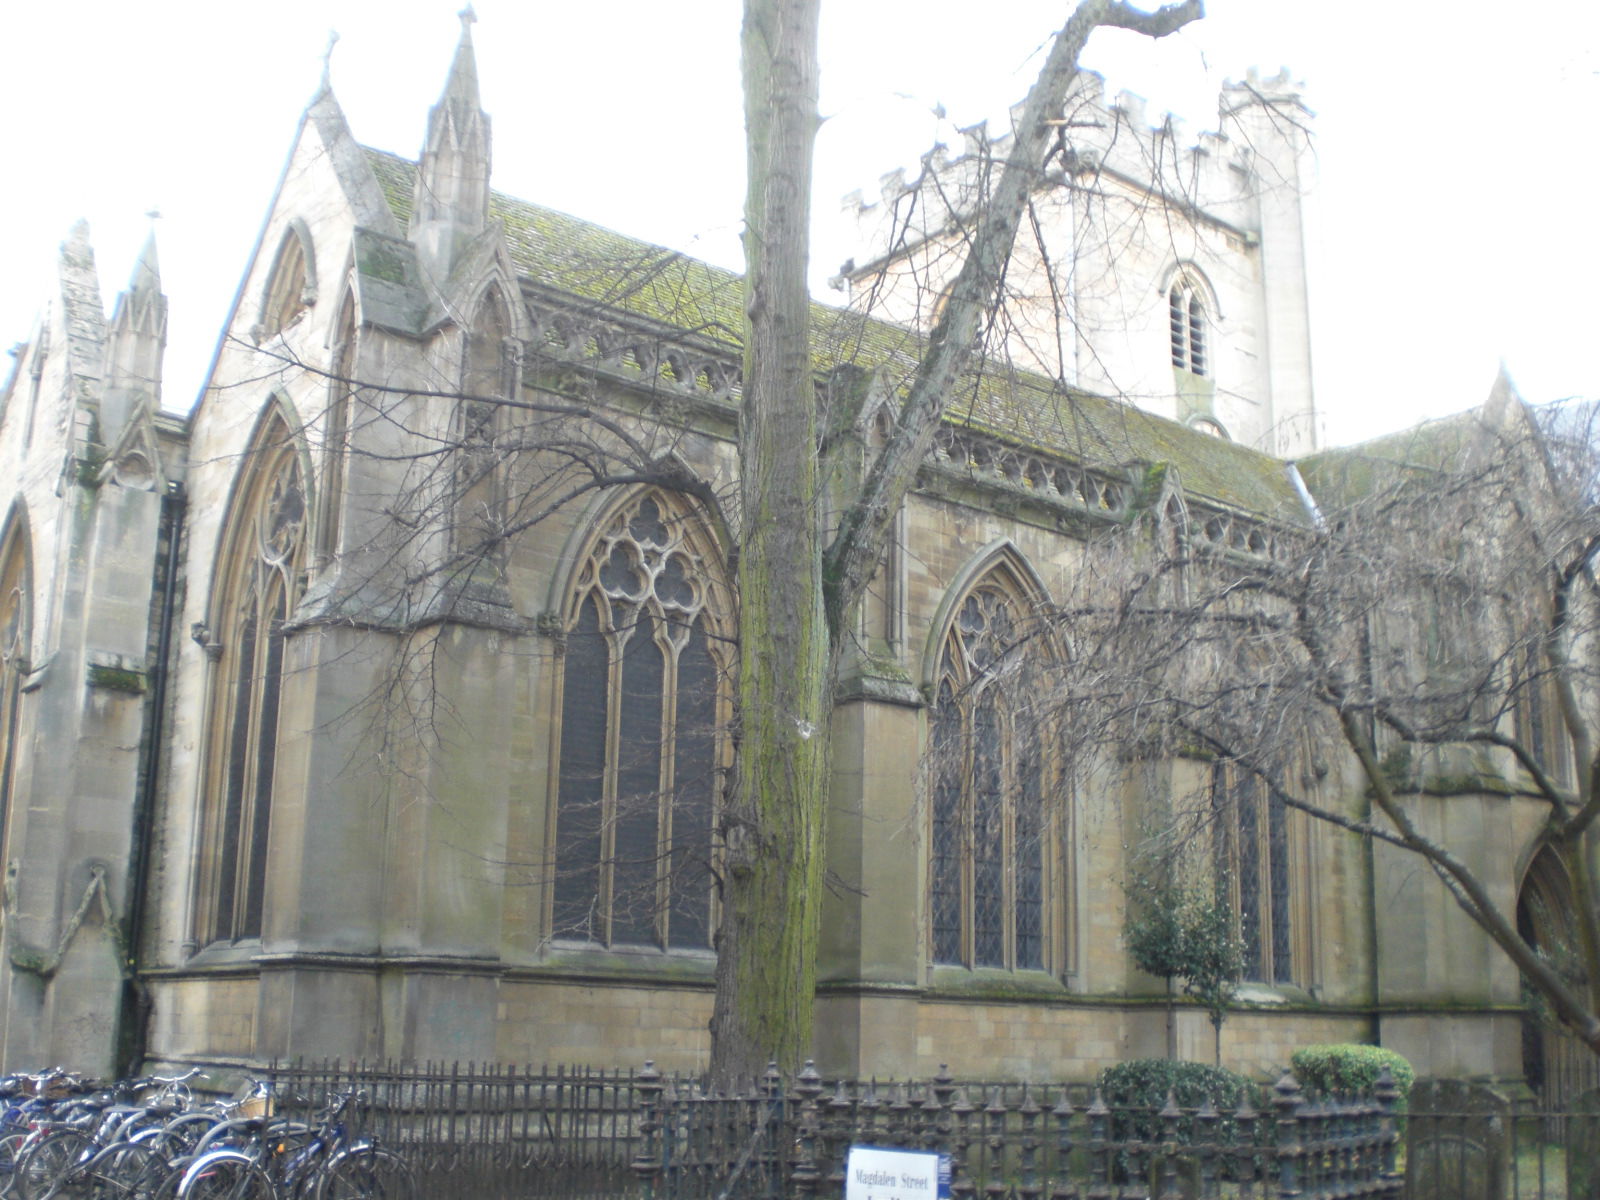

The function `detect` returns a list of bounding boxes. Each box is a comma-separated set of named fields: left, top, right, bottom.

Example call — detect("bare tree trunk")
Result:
left=711, top=0, right=1203, bottom=1080
left=711, top=0, right=827, bottom=1084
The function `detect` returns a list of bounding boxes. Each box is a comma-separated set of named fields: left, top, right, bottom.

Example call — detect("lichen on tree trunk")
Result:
left=712, top=0, right=827, bottom=1084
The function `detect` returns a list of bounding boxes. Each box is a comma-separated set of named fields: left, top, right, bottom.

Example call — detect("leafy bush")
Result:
left=1097, top=1059, right=1259, bottom=1183
left=1099, top=1058, right=1257, bottom=1115
left=1289, top=1043, right=1414, bottom=1110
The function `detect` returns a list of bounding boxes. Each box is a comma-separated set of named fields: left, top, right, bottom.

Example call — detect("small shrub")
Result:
left=1289, top=1043, right=1414, bottom=1110
left=1097, top=1059, right=1258, bottom=1182
left=1099, top=1058, right=1256, bottom=1113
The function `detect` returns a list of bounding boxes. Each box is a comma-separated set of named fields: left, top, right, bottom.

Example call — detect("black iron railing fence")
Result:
left=265, top=1059, right=640, bottom=1200
left=264, top=1059, right=1407, bottom=1199
left=632, top=1064, right=1401, bottom=1200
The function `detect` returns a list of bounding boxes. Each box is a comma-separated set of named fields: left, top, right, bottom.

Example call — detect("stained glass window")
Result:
left=929, top=576, right=1054, bottom=972
left=1212, top=764, right=1295, bottom=985
left=197, top=416, right=306, bottom=945
left=552, top=491, right=729, bottom=950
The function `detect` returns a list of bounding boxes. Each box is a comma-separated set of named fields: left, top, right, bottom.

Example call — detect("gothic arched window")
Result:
left=1169, top=279, right=1207, bottom=376
left=551, top=490, right=731, bottom=951
left=1518, top=845, right=1584, bottom=1093
left=0, top=520, right=30, bottom=870
left=195, top=414, right=307, bottom=945
left=930, top=570, right=1058, bottom=972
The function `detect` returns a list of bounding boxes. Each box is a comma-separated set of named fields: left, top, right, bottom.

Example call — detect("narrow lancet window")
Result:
left=196, top=415, right=306, bottom=945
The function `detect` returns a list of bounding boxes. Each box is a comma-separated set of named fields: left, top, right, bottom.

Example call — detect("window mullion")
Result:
left=961, top=699, right=976, bottom=969
left=653, top=612, right=676, bottom=950
left=1002, top=709, right=1016, bottom=970
left=600, top=618, right=627, bottom=948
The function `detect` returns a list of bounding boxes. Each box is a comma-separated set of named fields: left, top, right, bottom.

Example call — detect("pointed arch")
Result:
left=926, top=548, right=1066, bottom=974
left=548, top=487, right=733, bottom=952
left=920, top=541, right=1054, bottom=691
left=193, top=407, right=310, bottom=945
left=1160, top=263, right=1218, bottom=378
left=541, top=455, right=736, bottom=618
left=0, top=506, right=33, bottom=875
left=1517, top=843, right=1589, bottom=1096
left=259, top=219, right=318, bottom=339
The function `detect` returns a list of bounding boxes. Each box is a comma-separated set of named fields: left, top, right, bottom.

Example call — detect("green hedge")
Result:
left=1289, top=1043, right=1414, bottom=1108
left=1098, top=1058, right=1257, bottom=1113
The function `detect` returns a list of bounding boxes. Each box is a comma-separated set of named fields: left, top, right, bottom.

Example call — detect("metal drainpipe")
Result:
left=116, top=479, right=185, bottom=1074
left=1358, top=612, right=1383, bottom=1044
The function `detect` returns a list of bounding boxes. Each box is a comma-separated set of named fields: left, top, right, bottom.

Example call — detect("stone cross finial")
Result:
left=459, top=6, right=477, bottom=28
left=320, top=29, right=339, bottom=90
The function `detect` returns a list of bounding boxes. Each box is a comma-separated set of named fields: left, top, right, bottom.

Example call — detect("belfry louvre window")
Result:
left=195, top=415, right=306, bottom=945
left=1211, top=763, right=1295, bottom=984
left=551, top=490, right=731, bottom=951
left=1169, top=281, right=1207, bottom=376
left=930, top=575, right=1057, bottom=971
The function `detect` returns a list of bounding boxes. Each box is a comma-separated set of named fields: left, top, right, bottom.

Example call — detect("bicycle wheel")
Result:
left=313, top=1148, right=416, bottom=1200
left=176, top=1157, right=273, bottom=1200
left=144, top=1155, right=193, bottom=1200
left=0, top=1130, right=30, bottom=1195
left=84, top=1143, right=162, bottom=1200
left=14, top=1130, right=95, bottom=1200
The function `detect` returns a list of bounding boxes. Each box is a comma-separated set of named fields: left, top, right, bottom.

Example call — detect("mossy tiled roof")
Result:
left=365, top=147, right=1303, bottom=523
left=1296, top=409, right=1487, bottom=508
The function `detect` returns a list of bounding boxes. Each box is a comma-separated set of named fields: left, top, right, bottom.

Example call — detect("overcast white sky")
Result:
left=3, top=1, right=1596, bottom=447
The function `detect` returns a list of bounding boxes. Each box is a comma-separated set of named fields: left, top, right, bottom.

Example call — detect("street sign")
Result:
left=844, top=1145, right=951, bottom=1200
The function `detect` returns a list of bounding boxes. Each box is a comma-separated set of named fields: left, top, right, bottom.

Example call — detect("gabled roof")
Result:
left=1294, top=373, right=1544, bottom=509
left=363, top=148, right=1305, bottom=524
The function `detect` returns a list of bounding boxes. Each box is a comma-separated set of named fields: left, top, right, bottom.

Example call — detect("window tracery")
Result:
left=195, top=416, right=307, bottom=945
left=929, top=572, right=1058, bottom=972
left=551, top=490, right=730, bottom=951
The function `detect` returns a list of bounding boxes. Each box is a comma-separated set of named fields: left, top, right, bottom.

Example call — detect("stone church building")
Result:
left=0, top=20, right=1552, bottom=1086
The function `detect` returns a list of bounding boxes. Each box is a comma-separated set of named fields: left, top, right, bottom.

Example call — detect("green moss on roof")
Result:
left=1297, top=408, right=1487, bottom=508
left=364, top=147, right=1303, bottom=522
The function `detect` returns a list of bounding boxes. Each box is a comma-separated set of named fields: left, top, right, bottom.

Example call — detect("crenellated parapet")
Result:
left=840, top=67, right=1310, bottom=280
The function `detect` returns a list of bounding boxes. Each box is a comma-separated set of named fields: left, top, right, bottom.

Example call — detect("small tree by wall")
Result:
left=1125, top=867, right=1243, bottom=1064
